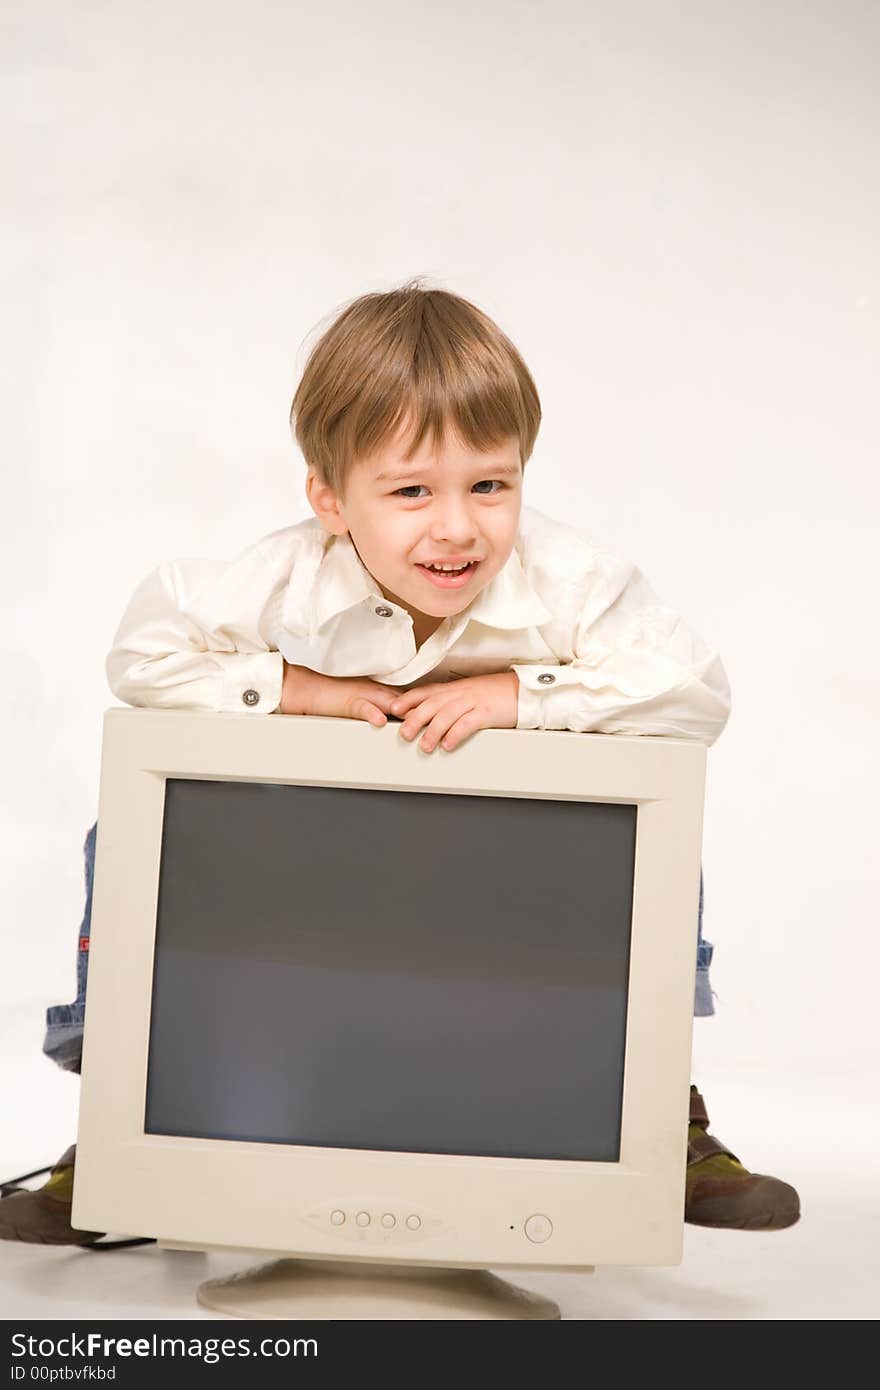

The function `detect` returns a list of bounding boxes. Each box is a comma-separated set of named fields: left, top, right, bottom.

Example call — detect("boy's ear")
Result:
left=305, top=469, right=349, bottom=537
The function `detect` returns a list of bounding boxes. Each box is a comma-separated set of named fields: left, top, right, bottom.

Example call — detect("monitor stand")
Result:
left=197, top=1258, right=565, bottom=1319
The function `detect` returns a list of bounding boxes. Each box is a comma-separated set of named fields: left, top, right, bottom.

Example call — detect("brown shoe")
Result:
left=685, top=1086, right=800, bottom=1230
left=0, top=1146, right=105, bottom=1246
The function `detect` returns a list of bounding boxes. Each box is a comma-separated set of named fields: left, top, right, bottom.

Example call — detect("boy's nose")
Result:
left=428, top=507, right=479, bottom=544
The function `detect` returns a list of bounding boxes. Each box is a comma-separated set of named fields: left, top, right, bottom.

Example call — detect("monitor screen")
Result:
left=145, top=776, right=636, bottom=1163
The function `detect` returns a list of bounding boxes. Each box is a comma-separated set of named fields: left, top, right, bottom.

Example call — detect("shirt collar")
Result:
left=281, top=518, right=553, bottom=639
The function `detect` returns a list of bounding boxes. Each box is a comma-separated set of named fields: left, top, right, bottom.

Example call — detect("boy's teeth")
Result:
left=427, top=562, right=469, bottom=572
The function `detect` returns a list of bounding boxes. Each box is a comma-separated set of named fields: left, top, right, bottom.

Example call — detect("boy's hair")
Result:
left=290, top=278, right=541, bottom=500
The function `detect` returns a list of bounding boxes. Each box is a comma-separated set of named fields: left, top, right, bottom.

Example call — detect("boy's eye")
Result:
left=394, top=480, right=505, bottom=499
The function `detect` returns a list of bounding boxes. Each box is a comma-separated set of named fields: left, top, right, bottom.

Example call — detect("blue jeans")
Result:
left=42, top=821, right=716, bottom=1074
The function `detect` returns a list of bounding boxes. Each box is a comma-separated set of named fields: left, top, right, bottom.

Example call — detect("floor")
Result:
left=1, top=1055, right=875, bottom=1321
left=1, top=1200, right=873, bottom=1321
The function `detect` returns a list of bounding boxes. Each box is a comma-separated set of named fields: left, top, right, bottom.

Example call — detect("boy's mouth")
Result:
left=414, top=560, right=481, bottom=589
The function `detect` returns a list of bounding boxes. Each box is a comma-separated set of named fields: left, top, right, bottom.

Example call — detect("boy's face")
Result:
left=306, top=419, right=523, bottom=642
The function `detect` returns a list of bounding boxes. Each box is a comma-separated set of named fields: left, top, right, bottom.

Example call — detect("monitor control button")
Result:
left=405, top=1214, right=421, bottom=1231
left=524, top=1214, right=553, bottom=1243
left=381, top=1213, right=396, bottom=1229
left=355, top=1211, right=371, bottom=1227
left=330, top=1210, right=345, bottom=1226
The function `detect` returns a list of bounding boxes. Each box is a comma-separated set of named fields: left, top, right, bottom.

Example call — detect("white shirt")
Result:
left=106, top=504, right=732, bottom=745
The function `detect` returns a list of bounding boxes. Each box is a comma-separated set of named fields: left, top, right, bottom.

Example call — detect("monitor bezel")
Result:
left=74, top=707, right=706, bottom=1270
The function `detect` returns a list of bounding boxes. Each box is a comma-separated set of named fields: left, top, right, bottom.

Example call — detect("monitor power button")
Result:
left=524, top=1214, right=553, bottom=1243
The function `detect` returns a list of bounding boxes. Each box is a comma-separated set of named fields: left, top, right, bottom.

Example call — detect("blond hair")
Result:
left=290, top=278, right=541, bottom=498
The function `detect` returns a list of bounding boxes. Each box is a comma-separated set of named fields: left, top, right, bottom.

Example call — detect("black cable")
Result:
left=1, top=1165, right=52, bottom=1194
left=86, top=1237, right=157, bottom=1251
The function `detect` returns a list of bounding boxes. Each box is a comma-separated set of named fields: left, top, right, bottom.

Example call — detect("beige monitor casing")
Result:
left=74, top=707, right=706, bottom=1271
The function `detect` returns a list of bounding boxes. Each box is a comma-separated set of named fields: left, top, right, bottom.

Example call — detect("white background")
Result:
left=1, top=0, right=877, bottom=1318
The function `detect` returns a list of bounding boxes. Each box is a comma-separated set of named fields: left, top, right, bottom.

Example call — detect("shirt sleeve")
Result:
left=105, top=554, right=285, bottom=715
left=510, top=558, right=732, bottom=747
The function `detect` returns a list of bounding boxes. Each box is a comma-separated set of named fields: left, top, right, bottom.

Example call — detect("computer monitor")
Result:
left=73, top=707, right=706, bottom=1320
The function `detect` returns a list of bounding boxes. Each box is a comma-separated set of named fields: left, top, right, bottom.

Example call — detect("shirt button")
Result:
left=537, top=672, right=556, bottom=684
left=374, top=605, right=393, bottom=618
left=242, top=688, right=260, bottom=706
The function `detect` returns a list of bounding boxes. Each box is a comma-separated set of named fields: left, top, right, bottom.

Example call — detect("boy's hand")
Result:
left=388, top=672, right=519, bottom=752
left=281, top=662, right=402, bottom=727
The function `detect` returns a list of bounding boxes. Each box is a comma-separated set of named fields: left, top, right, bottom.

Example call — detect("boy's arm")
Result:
left=105, top=555, right=285, bottom=714
left=510, top=557, right=732, bottom=747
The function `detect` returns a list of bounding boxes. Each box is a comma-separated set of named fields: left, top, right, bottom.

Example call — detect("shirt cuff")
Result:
left=511, top=663, right=576, bottom=731
left=218, top=652, right=285, bottom=714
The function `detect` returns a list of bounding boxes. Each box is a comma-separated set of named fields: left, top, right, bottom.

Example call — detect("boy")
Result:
left=1, top=281, right=799, bottom=1245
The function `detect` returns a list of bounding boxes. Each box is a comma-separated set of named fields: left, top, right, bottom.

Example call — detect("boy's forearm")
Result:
left=280, top=661, right=316, bottom=716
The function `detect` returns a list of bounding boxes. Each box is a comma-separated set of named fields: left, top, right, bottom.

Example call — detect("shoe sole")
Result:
left=686, top=1208, right=800, bottom=1231
left=0, top=1225, right=104, bottom=1246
